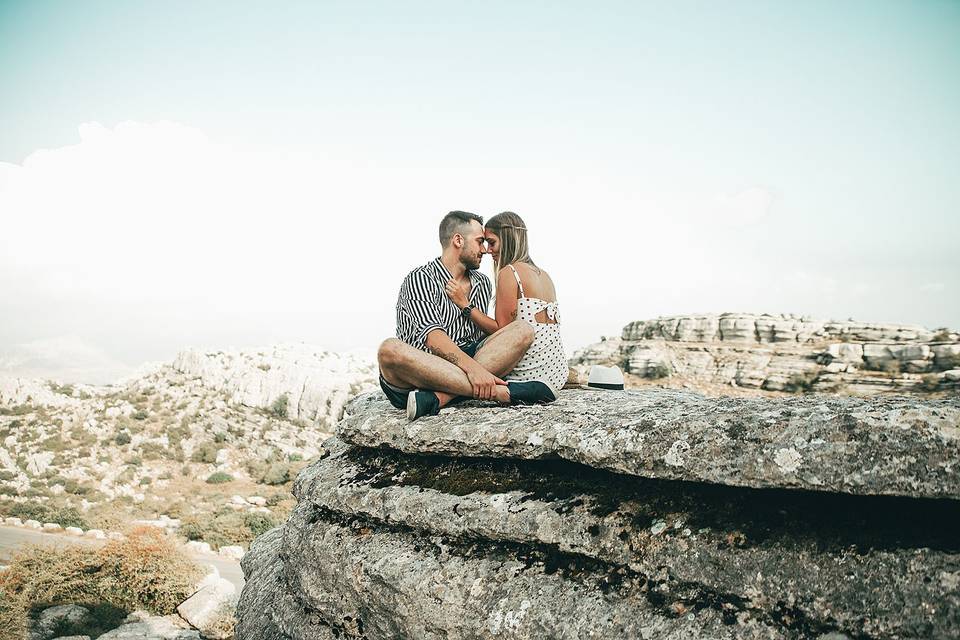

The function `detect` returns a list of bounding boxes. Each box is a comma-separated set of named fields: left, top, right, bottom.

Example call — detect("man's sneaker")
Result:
left=406, top=390, right=441, bottom=421
left=506, top=381, right=556, bottom=405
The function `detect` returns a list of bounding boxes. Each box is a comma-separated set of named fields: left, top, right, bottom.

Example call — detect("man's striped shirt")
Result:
left=395, top=258, right=493, bottom=351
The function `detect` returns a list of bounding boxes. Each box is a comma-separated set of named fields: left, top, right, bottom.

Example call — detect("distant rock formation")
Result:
left=173, top=344, right=377, bottom=429
left=571, top=313, right=960, bottom=395
left=236, top=390, right=960, bottom=639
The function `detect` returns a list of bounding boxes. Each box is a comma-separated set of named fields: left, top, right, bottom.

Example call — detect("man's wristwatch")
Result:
left=460, top=303, right=475, bottom=319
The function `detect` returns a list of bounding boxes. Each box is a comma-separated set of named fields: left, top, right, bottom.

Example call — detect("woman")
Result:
left=446, top=211, right=566, bottom=402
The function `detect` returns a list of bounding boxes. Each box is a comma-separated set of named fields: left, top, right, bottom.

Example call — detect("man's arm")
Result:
left=425, top=329, right=506, bottom=400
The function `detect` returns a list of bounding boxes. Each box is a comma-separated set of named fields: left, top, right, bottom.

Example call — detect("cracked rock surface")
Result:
left=237, top=391, right=960, bottom=639
left=338, top=390, right=960, bottom=499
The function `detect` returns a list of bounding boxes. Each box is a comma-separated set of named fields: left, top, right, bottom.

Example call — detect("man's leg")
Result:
left=434, top=321, right=535, bottom=407
left=378, top=338, right=475, bottom=398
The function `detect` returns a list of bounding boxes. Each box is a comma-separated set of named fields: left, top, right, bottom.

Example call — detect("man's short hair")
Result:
left=439, top=211, right=483, bottom=247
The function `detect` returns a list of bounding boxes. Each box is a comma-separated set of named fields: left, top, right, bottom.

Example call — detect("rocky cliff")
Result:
left=571, top=313, right=960, bottom=395
left=236, top=389, right=960, bottom=639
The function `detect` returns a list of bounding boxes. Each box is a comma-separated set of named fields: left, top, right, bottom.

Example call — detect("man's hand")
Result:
left=466, top=366, right=507, bottom=400
left=444, top=278, right=469, bottom=309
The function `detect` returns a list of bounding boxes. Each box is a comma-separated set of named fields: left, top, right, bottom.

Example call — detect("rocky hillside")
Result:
left=0, top=344, right=376, bottom=548
left=236, top=390, right=960, bottom=639
left=572, top=313, right=960, bottom=395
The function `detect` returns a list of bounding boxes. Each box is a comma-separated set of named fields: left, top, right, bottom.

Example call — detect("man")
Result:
left=378, top=211, right=544, bottom=420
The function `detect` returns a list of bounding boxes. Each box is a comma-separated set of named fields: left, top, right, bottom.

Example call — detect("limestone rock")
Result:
left=337, top=391, right=960, bottom=500
left=176, top=567, right=237, bottom=640
left=172, top=344, right=377, bottom=429
left=31, top=605, right=92, bottom=640
left=574, top=313, right=959, bottom=395
left=95, top=614, right=199, bottom=639
left=288, top=438, right=960, bottom=640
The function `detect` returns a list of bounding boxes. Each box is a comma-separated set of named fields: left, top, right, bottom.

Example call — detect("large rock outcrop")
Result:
left=172, top=344, right=377, bottom=428
left=571, top=313, right=960, bottom=395
left=236, top=390, right=960, bottom=639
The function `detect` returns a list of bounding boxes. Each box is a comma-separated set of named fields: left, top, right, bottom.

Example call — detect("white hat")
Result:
left=587, top=365, right=624, bottom=390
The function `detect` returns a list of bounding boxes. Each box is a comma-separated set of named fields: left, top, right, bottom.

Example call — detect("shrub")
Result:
left=0, top=470, right=15, bottom=482
left=63, top=479, right=91, bottom=496
left=206, top=471, right=234, bottom=484
left=131, top=410, right=149, bottom=421
left=244, top=512, right=277, bottom=538
left=191, top=442, right=219, bottom=464
left=269, top=394, right=289, bottom=419
left=919, top=374, right=941, bottom=392
left=260, top=462, right=291, bottom=486
left=0, top=527, right=203, bottom=635
left=115, top=431, right=132, bottom=446
left=932, top=328, right=952, bottom=342
left=3, top=503, right=88, bottom=529
left=785, top=371, right=819, bottom=393
left=48, top=382, right=74, bottom=396
left=0, top=404, right=32, bottom=417
left=180, top=509, right=275, bottom=549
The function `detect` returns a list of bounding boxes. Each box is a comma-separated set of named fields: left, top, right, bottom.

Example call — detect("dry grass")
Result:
left=0, top=526, right=204, bottom=635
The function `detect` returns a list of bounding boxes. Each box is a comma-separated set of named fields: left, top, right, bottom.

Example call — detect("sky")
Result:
left=0, top=0, right=958, bottom=383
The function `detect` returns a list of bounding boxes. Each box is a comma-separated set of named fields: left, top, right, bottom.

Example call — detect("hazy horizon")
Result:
left=2, top=1, right=958, bottom=383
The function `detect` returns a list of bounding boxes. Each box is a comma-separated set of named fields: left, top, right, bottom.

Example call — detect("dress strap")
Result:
left=507, top=264, right=525, bottom=298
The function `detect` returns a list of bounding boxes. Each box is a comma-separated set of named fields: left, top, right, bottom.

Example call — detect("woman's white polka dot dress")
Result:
left=503, top=264, right=567, bottom=396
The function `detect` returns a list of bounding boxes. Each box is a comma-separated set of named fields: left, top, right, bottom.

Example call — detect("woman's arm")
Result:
left=494, top=267, right=519, bottom=329
left=444, top=279, right=500, bottom=336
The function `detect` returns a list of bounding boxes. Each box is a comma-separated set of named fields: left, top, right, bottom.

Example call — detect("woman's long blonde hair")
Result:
left=485, top=211, right=536, bottom=280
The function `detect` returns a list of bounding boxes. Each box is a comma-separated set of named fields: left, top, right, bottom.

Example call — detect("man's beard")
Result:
left=461, top=253, right=481, bottom=270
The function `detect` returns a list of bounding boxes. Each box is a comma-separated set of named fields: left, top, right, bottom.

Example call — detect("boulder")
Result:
left=31, top=605, right=91, bottom=640
left=337, top=391, right=960, bottom=500
left=176, top=567, right=237, bottom=640
left=95, top=613, right=199, bottom=640
left=184, top=540, right=212, bottom=554
left=219, top=545, right=244, bottom=560
left=236, top=393, right=960, bottom=639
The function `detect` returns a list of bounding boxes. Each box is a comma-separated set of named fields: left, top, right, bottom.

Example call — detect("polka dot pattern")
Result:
left=503, top=266, right=567, bottom=395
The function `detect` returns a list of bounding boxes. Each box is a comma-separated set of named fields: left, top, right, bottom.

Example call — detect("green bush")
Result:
left=131, top=410, right=149, bottom=421
left=260, top=462, right=290, bottom=486
left=243, top=512, right=277, bottom=538
left=48, top=382, right=74, bottom=396
left=785, top=371, right=819, bottom=393
left=3, top=503, right=88, bottom=529
left=0, top=405, right=33, bottom=417
left=0, top=471, right=15, bottom=482
left=115, top=431, right=132, bottom=446
left=932, top=328, right=952, bottom=342
left=269, top=394, right=289, bottom=419
left=180, top=509, right=276, bottom=549
left=191, top=442, right=219, bottom=464
left=205, top=471, right=234, bottom=484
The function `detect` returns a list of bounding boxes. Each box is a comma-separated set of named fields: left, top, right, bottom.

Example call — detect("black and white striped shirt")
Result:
left=395, top=257, right=493, bottom=351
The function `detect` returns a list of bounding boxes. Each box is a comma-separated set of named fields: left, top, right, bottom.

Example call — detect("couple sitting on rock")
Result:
left=378, top=211, right=566, bottom=421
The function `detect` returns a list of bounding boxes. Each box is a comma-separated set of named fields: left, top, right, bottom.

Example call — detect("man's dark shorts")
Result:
left=379, top=338, right=487, bottom=410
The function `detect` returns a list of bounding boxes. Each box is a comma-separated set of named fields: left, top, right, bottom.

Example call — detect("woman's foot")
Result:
left=505, top=381, right=556, bottom=405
